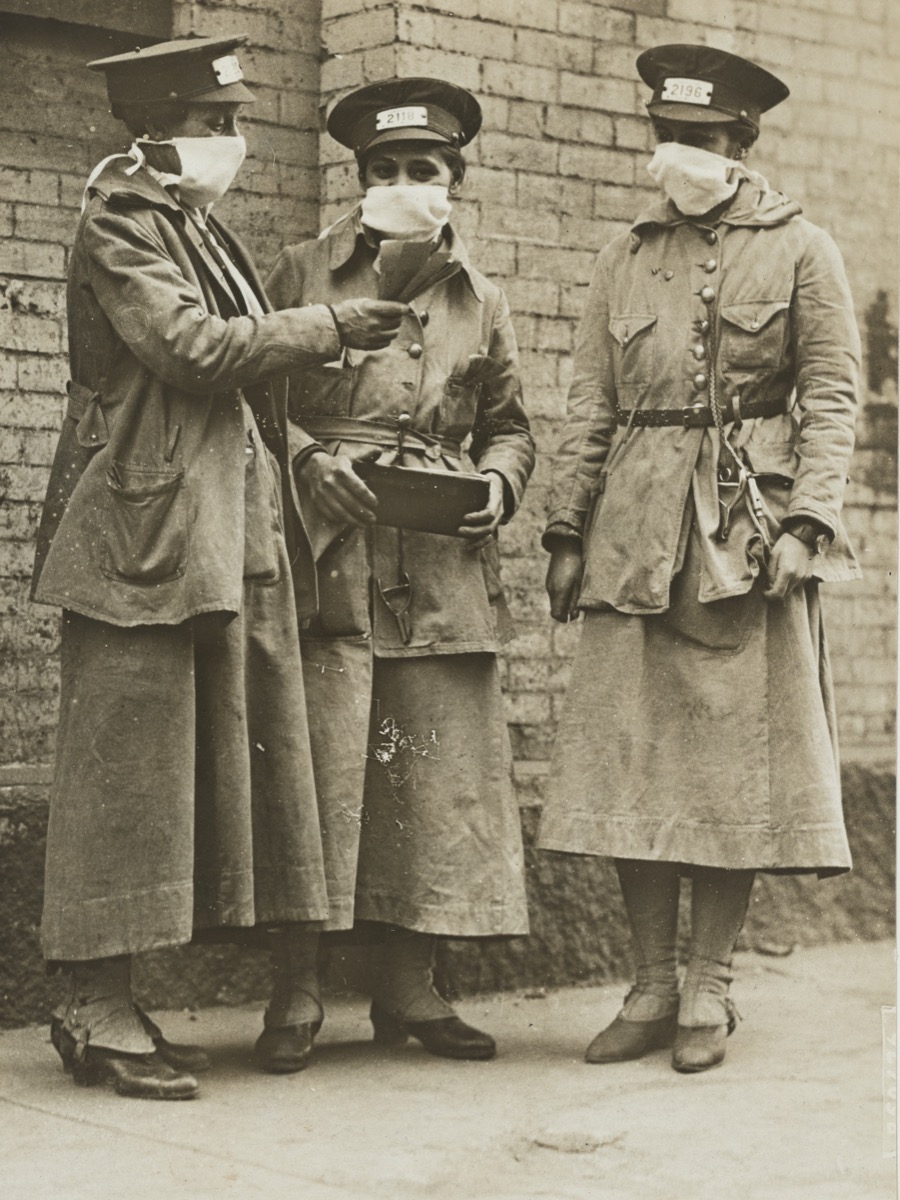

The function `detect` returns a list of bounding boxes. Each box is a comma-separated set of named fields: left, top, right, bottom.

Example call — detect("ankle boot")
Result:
left=371, top=930, right=495, bottom=1061
left=584, top=988, right=678, bottom=1064
left=589, top=860, right=680, bottom=1064
left=255, top=925, right=323, bottom=1074
left=672, top=868, right=754, bottom=1074
left=51, top=1004, right=210, bottom=1075
left=672, top=997, right=738, bottom=1073
left=55, top=957, right=198, bottom=1100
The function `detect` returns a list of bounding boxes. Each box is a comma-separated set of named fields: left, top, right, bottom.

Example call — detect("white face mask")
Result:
left=134, top=135, right=247, bottom=207
left=647, top=142, right=747, bottom=216
left=360, top=184, right=452, bottom=240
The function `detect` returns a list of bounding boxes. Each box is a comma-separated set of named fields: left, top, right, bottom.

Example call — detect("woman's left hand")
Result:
left=763, top=532, right=818, bottom=600
left=457, top=472, right=506, bottom=550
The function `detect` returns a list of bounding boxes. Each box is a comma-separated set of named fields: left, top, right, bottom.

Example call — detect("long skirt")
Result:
left=300, top=640, right=529, bottom=936
left=41, top=544, right=329, bottom=962
left=538, top=538, right=852, bottom=876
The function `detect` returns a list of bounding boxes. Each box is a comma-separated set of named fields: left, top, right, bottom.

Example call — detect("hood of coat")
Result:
left=633, top=177, right=802, bottom=234
left=85, top=156, right=185, bottom=212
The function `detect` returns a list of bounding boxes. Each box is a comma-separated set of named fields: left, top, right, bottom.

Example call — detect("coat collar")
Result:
left=87, top=156, right=184, bottom=213
left=631, top=178, right=802, bottom=235
left=321, top=204, right=484, bottom=301
left=86, top=159, right=270, bottom=317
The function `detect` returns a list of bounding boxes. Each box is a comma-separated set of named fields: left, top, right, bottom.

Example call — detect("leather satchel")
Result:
left=352, top=460, right=489, bottom=537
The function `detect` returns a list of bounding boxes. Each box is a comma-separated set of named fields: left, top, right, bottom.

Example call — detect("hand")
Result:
left=301, top=451, right=378, bottom=525
left=762, top=532, right=817, bottom=600
left=330, top=299, right=411, bottom=350
left=546, top=542, right=584, bottom=623
left=457, top=473, right=506, bottom=550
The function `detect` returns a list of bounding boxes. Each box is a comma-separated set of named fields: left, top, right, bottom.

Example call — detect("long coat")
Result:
left=268, top=209, right=535, bottom=653
left=266, top=211, right=535, bottom=934
left=545, top=181, right=860, bottom=607
left=538, top=180, right=859, bottom=874
left=31, top=160, right=338, bottom=627
left=36, top=160, right=335, bottom=959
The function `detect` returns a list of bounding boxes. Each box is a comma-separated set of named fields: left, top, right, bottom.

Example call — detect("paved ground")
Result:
left=0, top=941, right=895, bottom=1200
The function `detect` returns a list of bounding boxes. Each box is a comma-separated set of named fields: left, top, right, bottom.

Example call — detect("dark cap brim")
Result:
left=647, top=101, right=750, bottom=125
left=186, top=80, right=255, bottom=104
left=363, top=128, right=454, bottom=152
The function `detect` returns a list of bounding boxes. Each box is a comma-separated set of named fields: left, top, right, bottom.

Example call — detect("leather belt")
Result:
left=616, top=395, right=785, bottom=428
left=296, top=415, right=461, bottom=459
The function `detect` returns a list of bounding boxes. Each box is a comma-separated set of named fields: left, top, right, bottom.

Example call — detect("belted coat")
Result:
left=267, top=209, right=535, bottom=653
left=538, top=180, right=860, bottom=874
left=31, top=160, right=338, bottom=627
left=546, top=180, right=861, bottom=608
left=265, top=211, right=534, bottom=935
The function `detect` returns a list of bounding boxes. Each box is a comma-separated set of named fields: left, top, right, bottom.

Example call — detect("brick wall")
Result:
left=1, top=0, right=895, bottom=785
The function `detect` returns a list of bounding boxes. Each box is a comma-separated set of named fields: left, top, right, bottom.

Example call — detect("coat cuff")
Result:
left=542, top=522, right=583, bottom=552
left=481, top=468, right=516, bottom=522
left=784, top=503, right=836, bottom=541
left=287, top=420, right=326, bottom=469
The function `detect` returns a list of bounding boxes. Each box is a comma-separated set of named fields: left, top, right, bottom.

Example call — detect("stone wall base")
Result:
left=1, top=764, right=893, bottom=1028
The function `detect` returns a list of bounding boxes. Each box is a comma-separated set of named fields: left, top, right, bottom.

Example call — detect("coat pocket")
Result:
left=101, top=463, right=187, bottom=584
left=608, top=313, right=657, bottom=383
left=662, top=545, right=757, bottom=653
left=440, top=376, right=479, bottom=438
left=720, top=300, right=789, bottom=369
left=287, top=364, right=354, bottom=421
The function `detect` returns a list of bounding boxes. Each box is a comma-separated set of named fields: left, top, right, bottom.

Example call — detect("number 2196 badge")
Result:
left=660, top=77, right=713, bottom=105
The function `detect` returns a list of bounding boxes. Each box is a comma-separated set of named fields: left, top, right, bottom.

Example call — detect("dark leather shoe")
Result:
left=370, top=1002, right=496, bottom=1061
left=254, top=1023, right=317, bottom=1074
left=51, top=1012, right=211, bottom=1076
left=672, top=1005, right=737, bottom=1074
left=584, top=1012, right=678, bottom=1064
left=54, top=1028, right=198, bottom=1100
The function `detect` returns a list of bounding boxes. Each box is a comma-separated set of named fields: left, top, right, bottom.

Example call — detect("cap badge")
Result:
left=375, top=105, right=429, bottom=132
left=660, top=77, right=713, bottom=105
left=212, top=54, right=243, bottom=86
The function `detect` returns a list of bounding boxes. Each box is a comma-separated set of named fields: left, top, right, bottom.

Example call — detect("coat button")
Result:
left=418, top=311, right=429, bottom=326
left=408, top=343, right=423, bottom=358
left=704, top=258, right=717, bottom=273
left=693, top=372, right=708, bottom=390
left=697, top=318, right=710, bottom=333
left=750, top=319, right=760, bottom=330
left=700, top=286, right=716, bottom=303
left=706, top=231, right=717, bottom=245
left=692, top=343, right=706, bottom=360
left=664, top=270, right=674, bottom=281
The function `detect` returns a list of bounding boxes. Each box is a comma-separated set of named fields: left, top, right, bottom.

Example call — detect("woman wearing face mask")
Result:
left=541, top=45, right=860, bottom=1073
left=31, top=37, right=408, bottom=1100
left=266, top=78, right=534, bottom=1064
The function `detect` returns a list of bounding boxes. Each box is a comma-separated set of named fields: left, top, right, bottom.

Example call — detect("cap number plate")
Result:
left=375, top=105, right=429, bottom=131
left=660, top=77, right=713, bottom=105
left=212, top=55, right=243, bottom=86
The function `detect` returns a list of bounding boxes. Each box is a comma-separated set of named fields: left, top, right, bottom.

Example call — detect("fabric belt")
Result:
left=616, top=395, right=785, bottom=428
left=296, top=415, right=462, bottom=459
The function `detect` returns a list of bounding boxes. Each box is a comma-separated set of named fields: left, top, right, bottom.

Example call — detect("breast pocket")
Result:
left=720, top=300, right=789, bottom=369
left=440, top=376, right=479, bottom=438
left=608, top=313, right=657, bottom=384
left=101, top=463, right=187, bottom=584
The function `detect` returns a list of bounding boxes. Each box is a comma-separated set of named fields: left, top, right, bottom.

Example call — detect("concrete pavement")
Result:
left=0, top=940, right=895, bottom=1200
